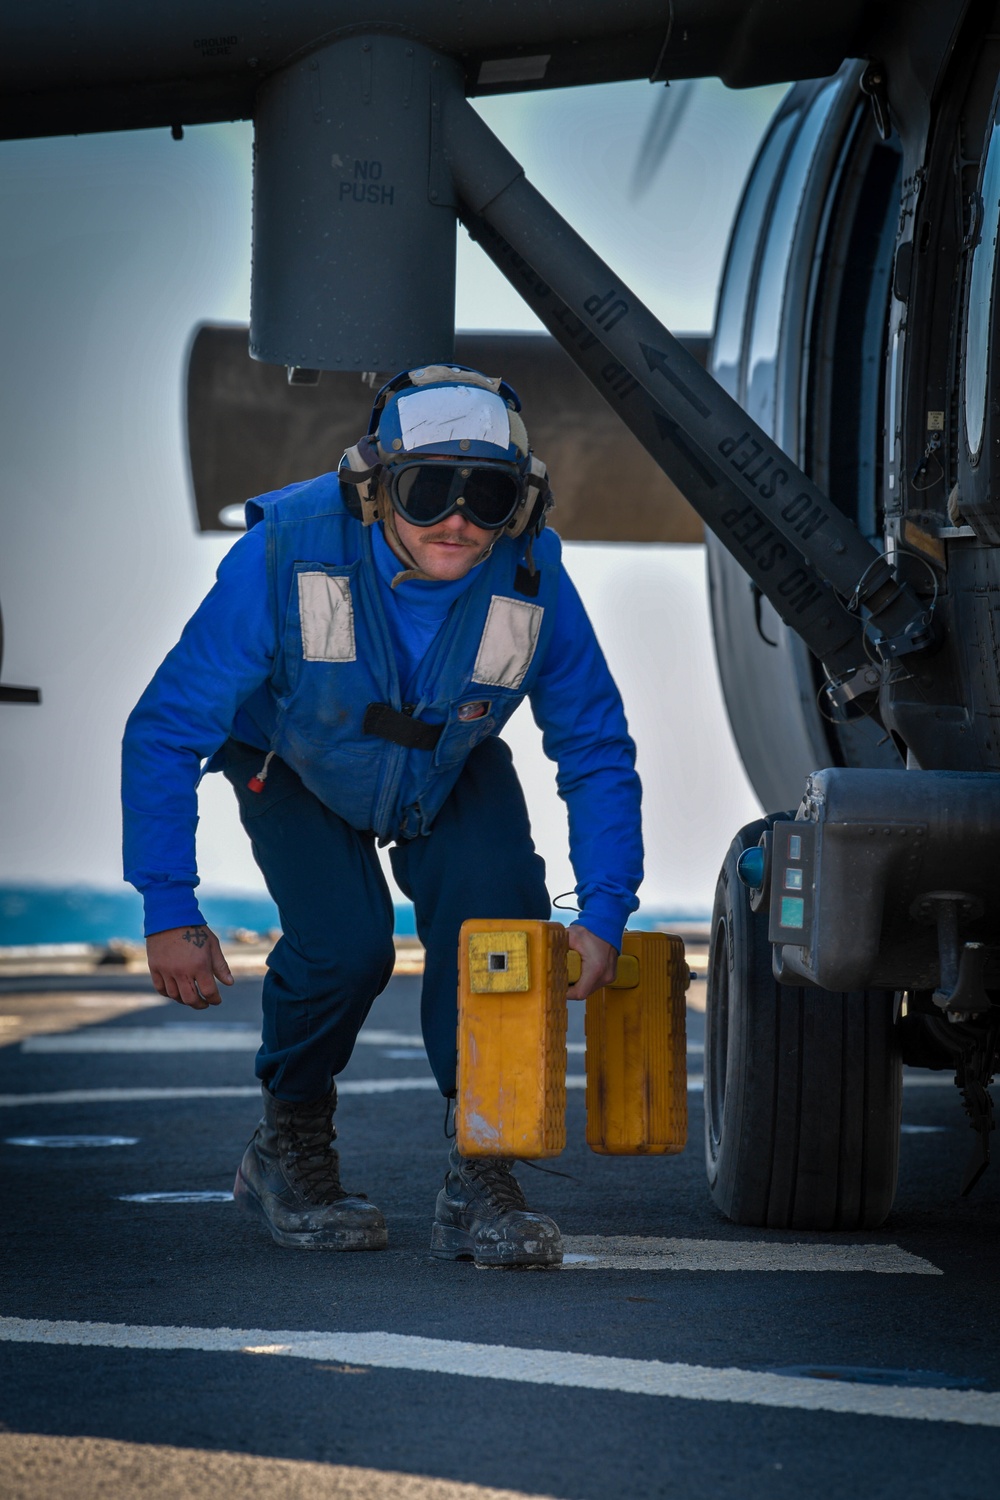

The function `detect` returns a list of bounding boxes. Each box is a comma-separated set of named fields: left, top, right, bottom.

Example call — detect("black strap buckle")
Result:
left=514, top=564, right=540, bottom=598
left=362, top=702, right=443, bottom=751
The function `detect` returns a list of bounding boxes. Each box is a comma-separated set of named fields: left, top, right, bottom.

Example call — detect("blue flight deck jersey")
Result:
left=122, top=506, right=643, bottom=947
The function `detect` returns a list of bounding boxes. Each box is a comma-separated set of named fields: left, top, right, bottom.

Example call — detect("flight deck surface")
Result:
left=0, top=950, right=997, bottom=1499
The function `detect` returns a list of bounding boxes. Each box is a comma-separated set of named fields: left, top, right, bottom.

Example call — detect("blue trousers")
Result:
left=222, top=737, right=550, bottom=1100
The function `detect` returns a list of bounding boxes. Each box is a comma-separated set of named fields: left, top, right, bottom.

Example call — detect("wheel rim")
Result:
left=706, top=914, right=730, bottom=1163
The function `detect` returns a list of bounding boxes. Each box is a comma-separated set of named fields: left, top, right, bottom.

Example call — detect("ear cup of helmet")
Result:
left=338, top=437, right=383, bottom=525
left=506, top=454, right=552, bottom=539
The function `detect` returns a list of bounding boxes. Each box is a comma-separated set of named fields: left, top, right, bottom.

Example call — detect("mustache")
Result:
left=420, top=530, right=483, bottom=545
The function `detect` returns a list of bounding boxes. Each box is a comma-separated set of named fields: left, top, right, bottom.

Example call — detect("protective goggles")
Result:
left=388, top=461, right=523, bottom=530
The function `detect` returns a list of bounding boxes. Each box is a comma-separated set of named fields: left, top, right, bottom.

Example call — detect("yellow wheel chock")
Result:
left=456, top=921, right=687, bottom=1159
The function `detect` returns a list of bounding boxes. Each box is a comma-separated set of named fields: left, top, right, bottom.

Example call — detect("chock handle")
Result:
left=566, top=950, right=639, bottom=989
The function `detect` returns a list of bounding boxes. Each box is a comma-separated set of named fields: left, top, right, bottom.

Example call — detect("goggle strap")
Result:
left=407, top=365, right=504, bottom=396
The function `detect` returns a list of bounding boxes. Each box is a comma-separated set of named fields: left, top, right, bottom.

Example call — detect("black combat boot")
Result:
left=430, top=1144, right=563, bottom=1267
left=234, top=1084, right=387, bottom=1250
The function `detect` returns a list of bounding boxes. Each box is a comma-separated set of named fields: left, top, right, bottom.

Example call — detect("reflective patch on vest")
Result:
left=297, top=573, right=357, bottom=662
left=471, top=597, right=544, bottom=690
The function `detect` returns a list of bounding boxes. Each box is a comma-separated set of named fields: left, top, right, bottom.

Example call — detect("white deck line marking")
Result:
left=0, top=1076, right=951, bottom=1108
left=73, top=996, right=168, bottom=1009
left=118, top=1191, right=234, bottom=1204
left=0, top=1087, right=264, bottom=1107
left=307, top=1076, right=440, bottom=1094
left=356, top=1030, right=424, bottom=1047
left=0, top=1318, right=994, bottom=1426
left=23, top=1028, right=705, bottom=1057
left=23, top=1028, right=259, bottom=1053
left=0, top=1078, right=442, bottom=1107
left=23, top=1025, right=430, bottom=1054
left=5, top=1135, right=139, bottom=1148
left=560, top=1237, right=941, bottom=1274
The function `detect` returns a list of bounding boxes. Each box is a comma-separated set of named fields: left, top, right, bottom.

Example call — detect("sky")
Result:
left=0, top=77, right=783, bottom=921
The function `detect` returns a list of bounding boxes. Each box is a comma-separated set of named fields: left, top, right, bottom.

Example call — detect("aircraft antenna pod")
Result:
left=250, top=36, right=461, bottom=373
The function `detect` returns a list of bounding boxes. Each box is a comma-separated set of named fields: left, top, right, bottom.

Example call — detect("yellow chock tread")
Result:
left=584, top=931, right=688, bottom=1156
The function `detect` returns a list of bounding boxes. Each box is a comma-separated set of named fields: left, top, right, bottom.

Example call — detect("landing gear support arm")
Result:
left=440, top=86, right=933, bottom=715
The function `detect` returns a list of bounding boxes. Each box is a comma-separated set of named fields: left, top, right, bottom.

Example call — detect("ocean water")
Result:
left=0, top=885, right=707, bottom=948
left=0, top=885, right=290, bottom=947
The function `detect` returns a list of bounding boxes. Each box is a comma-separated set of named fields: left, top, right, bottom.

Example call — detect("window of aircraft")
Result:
left=965, top=112, right=1000, bottom=462
left=744, top=81, right=839, bottom=439
left=712, top=109, right=799, bottom=398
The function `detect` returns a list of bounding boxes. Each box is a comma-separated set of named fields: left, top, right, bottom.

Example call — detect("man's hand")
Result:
left=566, top=924, right=618, bottom=1001
left=146, top=925, right=234, bottom=1010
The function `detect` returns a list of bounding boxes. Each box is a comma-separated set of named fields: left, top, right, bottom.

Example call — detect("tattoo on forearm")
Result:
left=182, top=927, right=209, bottom=949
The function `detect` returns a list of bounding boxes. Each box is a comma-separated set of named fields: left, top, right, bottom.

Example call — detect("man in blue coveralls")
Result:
left=122, top=365, right=643, bottom=1267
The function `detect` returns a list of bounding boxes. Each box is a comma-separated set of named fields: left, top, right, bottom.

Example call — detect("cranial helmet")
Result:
left=339, top=364, right=552, bottom=541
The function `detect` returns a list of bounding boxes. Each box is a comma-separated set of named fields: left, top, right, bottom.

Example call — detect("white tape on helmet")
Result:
left=395, top=385, right=511, bottom=454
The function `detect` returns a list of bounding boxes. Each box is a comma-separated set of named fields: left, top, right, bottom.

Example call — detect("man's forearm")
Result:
left=565, top=767, right=644, bottom=950
left=528, top=569, right=644, bottom=947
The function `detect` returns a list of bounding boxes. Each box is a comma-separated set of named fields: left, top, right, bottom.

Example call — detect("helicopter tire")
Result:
left=704, top=816, right=902, bottom=1231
